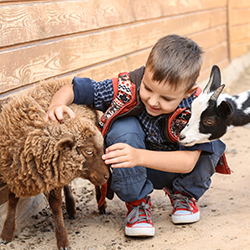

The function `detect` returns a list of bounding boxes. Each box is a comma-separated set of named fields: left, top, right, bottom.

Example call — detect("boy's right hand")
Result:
left=45, top=105, right=75, bottom=123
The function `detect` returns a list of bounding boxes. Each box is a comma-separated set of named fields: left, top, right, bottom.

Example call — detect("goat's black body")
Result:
left=225, top=96, right=250, bottom=127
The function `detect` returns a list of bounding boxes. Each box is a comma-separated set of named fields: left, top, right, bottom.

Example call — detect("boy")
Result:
left=46, top=35, right=226, bottom=237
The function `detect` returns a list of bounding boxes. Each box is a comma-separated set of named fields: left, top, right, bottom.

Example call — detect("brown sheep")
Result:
left=0, top=78, right=109, bottom=250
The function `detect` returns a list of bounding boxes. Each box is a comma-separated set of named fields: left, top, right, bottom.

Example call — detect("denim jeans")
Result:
left=105, top=116, right=225, bottom=202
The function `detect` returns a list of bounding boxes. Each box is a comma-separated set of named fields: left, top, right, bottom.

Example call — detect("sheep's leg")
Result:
left=1, top=190, right=19, bottom=244
left=48, top=187, right=69, bottom=250
left=95, top=185, right=107, bottom=215
left=95, top=173, right=113, bottom=214
left=63, top=185, right=76, bottom=219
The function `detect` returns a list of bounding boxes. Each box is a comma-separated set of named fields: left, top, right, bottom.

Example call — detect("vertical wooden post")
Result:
left=227, top=0, right=232, bottom=62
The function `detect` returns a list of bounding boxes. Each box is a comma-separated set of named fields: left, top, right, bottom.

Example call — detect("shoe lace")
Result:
left=121, top=202, right=151, bottom=229
left=171, top=193, right=194, bottom=211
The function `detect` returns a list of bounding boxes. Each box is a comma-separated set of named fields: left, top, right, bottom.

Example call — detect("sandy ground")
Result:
left=1, top=66, right=250, bottom=250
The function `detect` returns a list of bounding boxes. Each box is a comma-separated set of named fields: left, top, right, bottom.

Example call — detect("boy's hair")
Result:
left=145, top=34, right=204, bottom=91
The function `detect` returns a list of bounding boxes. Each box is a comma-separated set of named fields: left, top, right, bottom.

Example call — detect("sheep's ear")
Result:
left=203, top=65, right=221, bottom=94
left=56, top=133, right=75, bottom=150
left=217, top=100, right=234, bottom=119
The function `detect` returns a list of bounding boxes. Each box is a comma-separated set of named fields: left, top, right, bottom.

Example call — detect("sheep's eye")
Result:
left=85, top=150, right=93, bottom=155
left=203, top=117, right=216, bottom=126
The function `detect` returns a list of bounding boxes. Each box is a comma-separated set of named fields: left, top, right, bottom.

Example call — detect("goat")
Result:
left=179, top=65, right=250, bottom=146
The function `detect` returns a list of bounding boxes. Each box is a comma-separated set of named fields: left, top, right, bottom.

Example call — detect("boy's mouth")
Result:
left=147, top=104, right=161, bottom=112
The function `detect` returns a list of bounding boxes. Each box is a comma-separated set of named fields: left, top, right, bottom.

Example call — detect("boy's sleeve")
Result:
left=72, top=76, right=114, bottom=112
left=73, top=77, right=94, bottom=105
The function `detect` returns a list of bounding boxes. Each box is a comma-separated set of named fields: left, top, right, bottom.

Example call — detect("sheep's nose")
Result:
left=179, top=134, right=186, bottom=141
left=104, top=175, right=108, bottom=180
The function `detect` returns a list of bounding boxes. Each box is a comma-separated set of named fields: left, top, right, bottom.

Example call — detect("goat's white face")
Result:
left=179, top=92, right=213, bottom=146
left=178, top=65, right=226, bottom=146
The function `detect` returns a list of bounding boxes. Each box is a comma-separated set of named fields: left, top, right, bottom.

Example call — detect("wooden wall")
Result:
left=228, top=0, right=250, bottom=59
left=1, top=0, right=250, bottom=98
left=0, top=0, right=231, bottom=98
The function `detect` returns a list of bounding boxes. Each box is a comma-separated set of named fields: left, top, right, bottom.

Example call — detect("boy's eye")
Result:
left=162, top=96, right=171, bottom=101
left=144, top=84, right=152, bottom=92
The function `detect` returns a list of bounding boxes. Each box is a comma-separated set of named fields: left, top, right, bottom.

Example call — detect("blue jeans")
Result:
left=105, top=117, right=225, bottom=202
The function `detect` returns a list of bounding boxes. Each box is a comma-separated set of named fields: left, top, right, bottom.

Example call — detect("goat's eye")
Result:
left=203, top=117, right=216, bottom=126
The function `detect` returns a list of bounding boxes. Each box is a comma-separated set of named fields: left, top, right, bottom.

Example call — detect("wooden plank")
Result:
left=230, top=0, right=250, bottom=8
left=230, top=9, right=250, bottom=26
left=0, top=0, right=132, bottom=47
left=76, top=49, right=151, bottom=81
left=228, top=0, right=233, bottom=61
left=0, top=8, right=227, bottom=95
left=231, top=42, right=250, bottom=58
left=0, top=0, right=227, bottom=48
left=132, top=0, right=227, bottom=20
left=230, top=24, right=250, bottom=43
left=190, top=25, right=227, bottom=50
left=202, top=42, right=229, bottom=70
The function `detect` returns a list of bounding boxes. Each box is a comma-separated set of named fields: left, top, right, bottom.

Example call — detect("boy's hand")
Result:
left=102, top=143, right=139, bottom=168
left=45, top=105, right=75, bottom=123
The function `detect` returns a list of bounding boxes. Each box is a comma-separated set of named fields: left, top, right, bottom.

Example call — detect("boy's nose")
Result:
left=148, top=97, right=159, bottom=107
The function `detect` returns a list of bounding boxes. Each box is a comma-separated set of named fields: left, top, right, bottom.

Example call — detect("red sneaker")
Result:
left=163, top=188, right=200, bottom=224
left=123, top=197, right=155, bottom=236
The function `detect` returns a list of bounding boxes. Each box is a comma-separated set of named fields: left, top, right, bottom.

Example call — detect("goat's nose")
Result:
left=104, top=175, right=109, bottom=180
left=179, top=134, right=186, bottom=141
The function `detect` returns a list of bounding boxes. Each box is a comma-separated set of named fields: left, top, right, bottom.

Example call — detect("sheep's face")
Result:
left=77, top=131, right=109, bottom=186
left=55, top=119, right=109, bottom=186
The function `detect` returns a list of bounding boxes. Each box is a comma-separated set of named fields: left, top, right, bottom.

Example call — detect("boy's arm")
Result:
left=102, top=143, right=201, bottom=173
left=46, top=84, right=75, bottom=122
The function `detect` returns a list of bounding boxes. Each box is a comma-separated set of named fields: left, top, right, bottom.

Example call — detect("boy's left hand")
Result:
left=102, top=143, right=138, bottom=168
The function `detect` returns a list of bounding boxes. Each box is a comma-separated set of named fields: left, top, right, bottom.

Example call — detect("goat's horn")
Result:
left=210, top=84, right=225, bottom=101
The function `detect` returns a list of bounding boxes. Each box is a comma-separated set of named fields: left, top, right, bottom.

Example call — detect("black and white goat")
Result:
left=179, top=65, right=250, bottom=146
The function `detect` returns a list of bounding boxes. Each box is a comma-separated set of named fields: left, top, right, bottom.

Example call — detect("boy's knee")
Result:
left=106, top=117, right=145, bottom=147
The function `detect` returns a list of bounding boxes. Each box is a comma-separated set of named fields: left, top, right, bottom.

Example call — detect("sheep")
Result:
left=0, top=78, right=110, bottom=250
left=178, top=65, right=250, bottom=146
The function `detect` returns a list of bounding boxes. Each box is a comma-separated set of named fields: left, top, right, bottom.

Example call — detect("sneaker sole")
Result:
left=172, top=211, right=200, bottom=224
left=125, top=227, right=155, bottom=237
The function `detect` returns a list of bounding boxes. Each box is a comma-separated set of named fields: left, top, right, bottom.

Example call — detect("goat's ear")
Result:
left=56, top=133, right=75, bottom=150
left=203, top=65, right=221, bottom=93
left=218, top=100, right=234, bottom=119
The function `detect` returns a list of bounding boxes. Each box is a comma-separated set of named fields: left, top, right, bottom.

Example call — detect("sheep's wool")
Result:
left=0, top=78, right=105, bottom=197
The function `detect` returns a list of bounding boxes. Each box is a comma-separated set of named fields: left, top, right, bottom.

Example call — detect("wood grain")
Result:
left=0, top=8, right=227, bottom=94
left=0, top=0, right=227, bottom=48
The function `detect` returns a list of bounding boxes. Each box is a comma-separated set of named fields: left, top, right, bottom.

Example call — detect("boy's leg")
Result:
left=105, top=116, right=154, bottom=201
left=105, top=117, right=154, bottom=236
left=172, top=140, right=226, bottom=200
left=147, top=139, right=225, bottom=224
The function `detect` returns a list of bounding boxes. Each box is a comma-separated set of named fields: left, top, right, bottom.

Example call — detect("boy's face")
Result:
left=140, top=67, right=196, bottom=116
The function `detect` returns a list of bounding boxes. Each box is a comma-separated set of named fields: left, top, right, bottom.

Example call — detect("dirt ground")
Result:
left=1, top=66, right=250, bottom=250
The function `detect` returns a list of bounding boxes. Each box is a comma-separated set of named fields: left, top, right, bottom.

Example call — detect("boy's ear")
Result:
left=184, top=85, right=198, bottom=99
